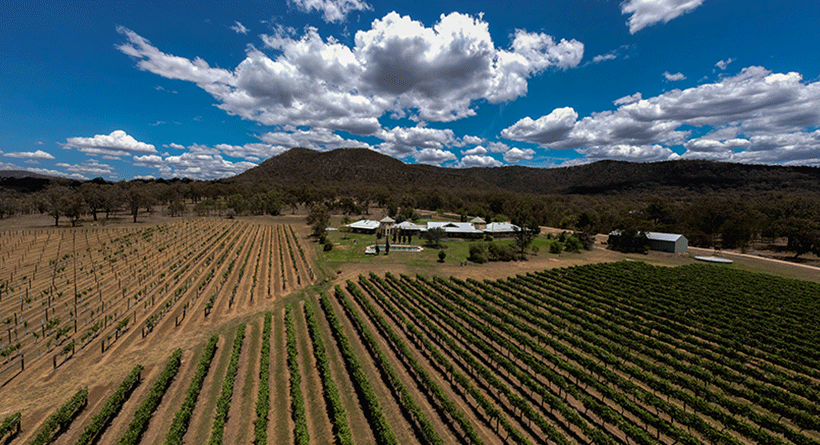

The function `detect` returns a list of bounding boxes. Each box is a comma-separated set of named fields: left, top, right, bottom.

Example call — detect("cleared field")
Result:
left=1, top=218, right=818, bottom=445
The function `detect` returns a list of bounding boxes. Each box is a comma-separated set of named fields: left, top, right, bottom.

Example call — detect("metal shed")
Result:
left=646, top=232, right=688, bottom=253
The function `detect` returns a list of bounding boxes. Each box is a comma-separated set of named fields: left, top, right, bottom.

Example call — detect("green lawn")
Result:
left=320, top=227, right=569, bottom=269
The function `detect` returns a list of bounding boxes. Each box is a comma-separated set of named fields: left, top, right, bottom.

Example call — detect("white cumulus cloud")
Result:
left=289, top=0, right=372, bottom=23
left=374, top=126, right=458, bottom=158
left=461, top=146, right=487, bottom=156
left=500, top=107, right=578, bottom=144
left=118, top=13, right=583, bottom=132
left=414, top=148, right=456, bottom=165
left=503, top=147, right=535, bottom=163
left=59, top=161, right=117, bottom=177
left=456, top=154, right=502, bottom=168
left=501, top=66, right=820, bottom=165
left=621, top=0, right=705, bottom=34
left=3, top=150, right=55, bottom=159
left=63, top=130, right=157, bottom=157
left=134, top=144, right=257, bottom=180
left=663, top=71, right=686, bottom=81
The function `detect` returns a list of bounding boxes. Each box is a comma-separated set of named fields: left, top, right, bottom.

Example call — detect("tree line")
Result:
left=1, top=176, right=818, bottom=257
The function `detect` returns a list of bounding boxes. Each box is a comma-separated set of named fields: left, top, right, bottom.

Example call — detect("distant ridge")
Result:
left=0, top=170, right=55, bottom=180
left=230, top=147, right=820, bottom=196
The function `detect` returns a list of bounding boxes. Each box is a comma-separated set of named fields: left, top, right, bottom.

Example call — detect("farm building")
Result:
left=646, top=232, right=688, bottom=253
left=343, top=218, right=522, bottom=238
left=346, top=219, right=380, bottom=234
left=608, top=230, right=688, bottom=253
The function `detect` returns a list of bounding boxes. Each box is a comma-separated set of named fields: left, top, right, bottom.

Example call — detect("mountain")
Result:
left=0, top=170, right=55, bottom=180
left=0, top=171, right=59, bottom=193
left=230, top=147, right=820, bottom=196
left=230, top=147, right=499, bottom=191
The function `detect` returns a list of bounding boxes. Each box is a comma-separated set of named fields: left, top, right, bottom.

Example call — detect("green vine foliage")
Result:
left=117, top=349, right=182, bottom=445
left=29, top=388, right=88, bottom=445
left=208, top=323, right=246, bottom=445
left=76, top=364, right=144, bottom=445
left=164, top=335, right=219, bottom=445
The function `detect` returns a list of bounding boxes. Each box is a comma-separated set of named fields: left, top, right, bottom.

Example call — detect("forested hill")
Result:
left=230, top=147, right=820, bottom=197
left=230, top=147, right=501, bottom=191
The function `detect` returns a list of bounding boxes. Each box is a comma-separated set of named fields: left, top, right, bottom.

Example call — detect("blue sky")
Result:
left=2, top=0, right=819, bottom=180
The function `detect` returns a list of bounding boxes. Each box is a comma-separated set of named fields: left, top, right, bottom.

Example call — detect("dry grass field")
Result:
left=0, top=212, right=817, bottom=445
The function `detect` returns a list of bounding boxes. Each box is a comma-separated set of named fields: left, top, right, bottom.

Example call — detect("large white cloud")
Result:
left=578, top=144, right=680, bottom=162
left=414, top=148, right=456, bottom=165
left=374, top=126, right=458, bottom=158
left=3, top=150, right=55, bottom=159
left=503, top=147, right=535, bottom=163
left=56, top=160, right=117, bottom=177
left=289, top=0, right=371, bottom=23
left=118, top=12, right=582, bottom=131
left=461, top=146, right=487, bottom=156
left=500, top=107, right=578, bottom=144
left=682, top=131, right=820, bottom=165
left=63, top=130, right=157, bottom=157
left=456, top=154, right=502, bottom=168
left=621, top=0, right=705, bottom=34
left=134, top=143, right=257, bottom=180
left=502, top=66, right=820, bottom=165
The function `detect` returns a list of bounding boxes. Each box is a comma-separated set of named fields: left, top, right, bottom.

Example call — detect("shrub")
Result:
left=468, top=242, right=488, bottom=263
left=437, top=250, right=446, bottom=262
left=549, top=241, right=564, bottom=254
left=488, top=242, right=518, bottom=261
left=564, top=235, right=583, bottom=253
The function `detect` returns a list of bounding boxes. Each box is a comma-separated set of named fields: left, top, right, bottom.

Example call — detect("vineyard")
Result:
left=1, top=217, right=819, bottom=444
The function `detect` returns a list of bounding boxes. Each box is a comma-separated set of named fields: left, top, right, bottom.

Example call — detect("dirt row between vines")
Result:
left=0, top=217, right=317, bottom=444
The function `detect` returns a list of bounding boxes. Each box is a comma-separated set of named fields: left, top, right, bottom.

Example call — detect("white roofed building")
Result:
left=425, top=221, right=484, bottom=237
left=345, top=219, right=380, bottom=234
left=394, top=220, right=425, bottom=234
left=609, top=230, right=688, bottom=253
left=484, top=222, right=520, bottom=236
left=646, top=232, right=688, bottom=253
left=345, top=217, right=525, bottom=239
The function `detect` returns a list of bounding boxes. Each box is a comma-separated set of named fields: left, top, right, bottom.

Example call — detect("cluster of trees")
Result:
left=1, top=179, right=189, bottom=225
left=3, top=170, right=819, bottom=257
